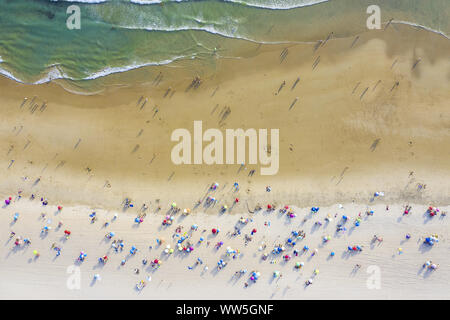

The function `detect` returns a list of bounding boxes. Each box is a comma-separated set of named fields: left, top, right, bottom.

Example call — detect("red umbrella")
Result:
left=267, top=204, right=272, bottom=209
left=212, top=228, right=217, bottom=234
left=235, top=198, right=239, bottom=203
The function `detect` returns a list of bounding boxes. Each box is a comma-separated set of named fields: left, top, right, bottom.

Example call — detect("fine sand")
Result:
left=0, top=23, right=449, bottom=299
left=1, top=200, right=449, bottom=299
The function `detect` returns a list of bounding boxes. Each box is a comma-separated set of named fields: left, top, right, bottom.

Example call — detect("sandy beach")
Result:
left=1, top=200, right=449, bottom=299
left=0, top=22, right=449, bottom=299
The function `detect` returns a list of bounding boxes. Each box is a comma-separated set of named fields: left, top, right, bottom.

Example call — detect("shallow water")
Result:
left=0, top=0, right=448, bottom=89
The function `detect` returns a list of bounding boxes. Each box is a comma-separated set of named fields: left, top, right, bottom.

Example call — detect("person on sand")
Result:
left=403, top=205, right=412, bottom=215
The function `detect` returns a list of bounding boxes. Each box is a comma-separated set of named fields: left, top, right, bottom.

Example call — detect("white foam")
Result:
left=223, top=0, right=328, bottom=10
left=50, top=0, right=108, bottom=3
left=119, top=24, right=302, bottom=45
left=83, top=55, right=188, bottom=80
left=130, top=0, right=186, bottom=4
left=0, top=67, right=24, bottom=84
left=34, top=65, right=70, bottom=84
left=390, top=20, right=449, bottom=40
left=0, top=55, right=189, bottom=85
left=128, top=0, right=327, bottom=9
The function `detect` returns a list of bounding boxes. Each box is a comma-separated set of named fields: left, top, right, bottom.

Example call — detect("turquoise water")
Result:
left=0, top=0, right=448, bottom=86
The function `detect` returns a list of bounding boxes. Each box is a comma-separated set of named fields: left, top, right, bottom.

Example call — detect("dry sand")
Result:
left=1, top=200, right=449, bottom=299
left=0, top=24, right=449, bottom=299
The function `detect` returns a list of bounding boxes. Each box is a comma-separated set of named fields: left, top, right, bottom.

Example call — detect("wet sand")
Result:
left=0, top=23, right=449, bottom=299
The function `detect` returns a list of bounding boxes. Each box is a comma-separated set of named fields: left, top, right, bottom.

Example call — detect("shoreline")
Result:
left=0, top=21, right=449, bottom=91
